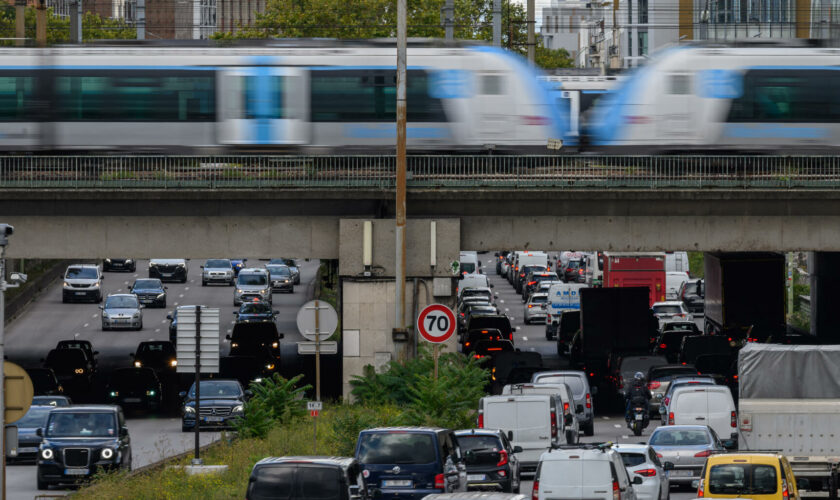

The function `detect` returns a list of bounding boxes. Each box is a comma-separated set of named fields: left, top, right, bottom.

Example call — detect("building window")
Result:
left=638, top=30, right=648, bottom=56
left=638, top=0, right=648, bottom=23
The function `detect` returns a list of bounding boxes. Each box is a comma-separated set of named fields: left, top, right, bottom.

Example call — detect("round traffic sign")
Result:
left=296, top=300, right=339, bottom=342
left=417, top=304, right=456, bottom=343
left=4, top=362, right=33, bottom=424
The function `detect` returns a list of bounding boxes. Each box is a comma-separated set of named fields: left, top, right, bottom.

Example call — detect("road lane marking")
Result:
left=185, top=287, right=190, bottom=291
left=155, top=329, right=160, bottom=333
left=230, top=320, right=235, bottom=324
left=603, top=416, right=610, bottom=420
left=161, top=320, right=167, bottom=324
left=227, top=329, right=232, bottom=333
left=522, top=337, right=528, bottom=342
left=622, top=435, right=630, bottom=439
left=614, top=424, right=621, bottom=428
left=174, top=302, right=178, bottom=306
left=117, top=289, right=122, bottom=292
left=505, top=308, right=509, bottom=312
left=83, top=323, right=89, bottom=328
left=92, top=314, right=98, bottom=319
left=179, top=294, right=184, bottom=298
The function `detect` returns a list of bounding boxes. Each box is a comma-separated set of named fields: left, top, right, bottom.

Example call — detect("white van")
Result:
left=458, top=274, right=491, bottom=297
left=666, top=385, right=737, bottom=439
left=584, top=252, right=604, bottom=287
left=665, top=252, right=689, bottom=273
left=501, top=383, right=580, bottom=444
left=460, top=251, right=480, bottom=275
left=665, top=272, right=689, bottom=301
left=478, top=394, right=563, bottom=474
left=532, top=445, right=641, bottom=500
left=545, top=283, right=586, bottom=335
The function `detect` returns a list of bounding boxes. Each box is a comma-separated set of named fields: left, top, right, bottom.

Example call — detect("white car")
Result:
left=614, top=444, right=672, bottom=500
left=651, top=301, right=693, bottom=329
left=524, top=293, right=549, bottom=324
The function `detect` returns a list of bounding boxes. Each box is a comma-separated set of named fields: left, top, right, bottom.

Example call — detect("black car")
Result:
left=180, top=379, right=247, bottom=432
left=130, top=278, right=167, bottom=308
left=678, top=335, right=733, bottom=365
left=36, top=405, right=131, bottom=489
left=488, top=351, right=544, bottom=395
left=459, top=304, right=498, bottom=333
left=56, top=340, right=98, bottom=370
left=562, top=258, right=585, bottom=283
left=26, top=368, right=63, bottom=396
left=9, top=405, right=54, bottom=463
left=132, top=341, right=177, bottom=373
left=226, top=322, right=284, bottom=357
left=102, top=258, right=136, bottom=272
left=148, top=259, right=188, bottom=283
left=105, top=368, right=163, bottom=412
left=454, top=429, right=522, bottom=493
left=32, top=395, right=72, bottom=407
left=43, top=348, right=93, bottom=390
left=234, top=302, right=278, bottom=324
left=463, top=328, right=504, bottom=354
left=472, top=339, right=515, bottom=360
left=247, top=456, right=369, bottom=500
left=465, top=315, right=514, bottom=343
left=653, top=330, right=694, bottom=363
left=679, top=278, right=705, bottom=315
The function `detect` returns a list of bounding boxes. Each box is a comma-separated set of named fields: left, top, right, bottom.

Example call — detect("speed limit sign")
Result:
left=417, top=304, right=456, bottom=343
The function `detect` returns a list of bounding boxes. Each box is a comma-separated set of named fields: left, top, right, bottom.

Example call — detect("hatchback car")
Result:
left=56, top=340, right=98, bottom=370
left=201, top=258, right=235, bottom=286
left=614, top=444, right=672, bottom=500
left=235, top=302, right=278, bottom=324
left=132, top=341, right=178, bottom=372
left=102, top=258, right=136, bottom=272
left=129, top=278, right=167, bottom=308
left=148, top=258, right=188, bottom=283
left=246, top=456, right=369, bottom=500
left=234, top=268, right=272, bottom=306
left=697, top=452, right=800, bottom=500
left=651, top=301, right=693, bottom=329
left=653, top=331, right=695, bottom=363
left=524, top=294, right=548, bottom=325
left=105, top=368, right=163, bottom=412
left=355, top=427, right=466, bottom=500
left=100, top=294, right=143, bottom=330
left=454, top=429, right=522, bottom=493
left=62, top=264, right=103, bottom=303
left=265, top=264, right=294, bottom=293
left=269, top=258, right=299, bottom=284
left=36, top=405, right=131, bottom=489
left=180, top=379, right=247, bottom=432
left=9, top=405, right=54, bottom=463
left=647, top=425, right=724, bottom=486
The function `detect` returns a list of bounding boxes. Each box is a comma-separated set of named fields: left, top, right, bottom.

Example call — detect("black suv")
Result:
left=130, top=279, right=167, bottom=308
left=36, top=405, right=131, bottom=489
left=180, top=379, right=247, bottom=432
left=104, top=368, right=163, bottom=413
left=247, top=457, right=370, bottom=500
left=43, top=348, right=94, bottom=392
left=132, top=341, right=178, bottom=373
left=102, top=259, right=136, bottom=272
left=148, top=259, right=188, bottom=283
left=454, top=429, right=522, bottom=493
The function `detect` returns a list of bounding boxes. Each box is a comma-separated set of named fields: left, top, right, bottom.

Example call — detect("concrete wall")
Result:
left=338, top=219, right=461, bottom=278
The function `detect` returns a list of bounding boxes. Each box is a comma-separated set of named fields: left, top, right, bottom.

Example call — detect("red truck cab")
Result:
left=603, top=253, right=666, bottom=307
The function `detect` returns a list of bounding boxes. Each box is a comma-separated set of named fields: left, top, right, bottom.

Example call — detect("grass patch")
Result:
left=688, top=251, right=704, bottom=278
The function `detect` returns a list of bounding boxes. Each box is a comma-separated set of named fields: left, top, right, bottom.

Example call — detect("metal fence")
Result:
left=3, top=155, right=840, bottom=189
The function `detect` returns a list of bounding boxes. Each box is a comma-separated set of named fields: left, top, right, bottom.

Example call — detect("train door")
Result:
left=475, top=72, right=510, bottom=141
left=655, top=72, right=698, bottom=145
left=218, top=67, right=309, bottom=146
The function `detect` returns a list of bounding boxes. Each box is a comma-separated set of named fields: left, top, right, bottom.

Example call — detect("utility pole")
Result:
left=36, top=0, right=47, bottom=47
left=527, top=0, right=535, bottom=63
left=395, top=0, right=407, bottom=341
left=493, top=0, right=502, bottom=46
left=136, top=0, right=146, bottom=39
left=70, top=0, right=82, bottom=44
left=0, top=224, right=17, bottom=500
left=14, top=0, right=25, bottom=46
left=443, top=0, right=454, bottom=41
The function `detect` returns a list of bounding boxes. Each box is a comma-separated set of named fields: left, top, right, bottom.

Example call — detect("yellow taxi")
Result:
left=697, top=453, right=800, bottom=500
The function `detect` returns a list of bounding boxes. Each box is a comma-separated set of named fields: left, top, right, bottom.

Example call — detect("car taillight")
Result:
left=613, top=480, right=621, bottom=500
left=656, top=452, right=663, bottom=458
left=733, top=374, right=739, bottom=380
left=782, top=478, right=790, bottom=500
left=497, top=449, right=509, bottom=467
left=528, top=281, right=536, bottom=286
left=528, top=304, right=534, bottom=308
left=731, top=410, right=737, bottom=427
left=550, top=412, right=558, bottom=439
left=520, top=273, right=525, bottom=277
left=659, top=343, right=667, bottom=349
left=578, top=269, right=584, bottom=274
left=697, top=479, right=705, bottom=498
left=694, top=450, right=712, bottom=458
left=636, top=469, right=656, bottom=477
left=564, top=402, right=570, bottom=414
left=435, top=473, right=445, bottom=489
left=509, top=333, right=513, bottom=341
left=532, top=480, right=540, bottom=500
left=668, top=412, right=674, bottom=425
left=460, top=312, right=465, bottom=317
left=478, top=414, right=484, bottom=428
left=585, top=393, right=591, bottom=409
left=663, top=397, right=670, bottom=406
left=648, top=381, right=661, bottom=390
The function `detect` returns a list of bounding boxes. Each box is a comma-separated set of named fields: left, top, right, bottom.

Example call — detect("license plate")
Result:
left=670, top=470, right=692, bottom=477
left=124, top=398, right=141, bottom=403
left=112, top=264, right=122, bottom=267
left=635, top=414, right=644, bottom=421
left=75, top=292, right=86, bottom=296
left=65, top=468, right=89, bottom=476
left=140, top=299, right=153, bottom=303
left=382, top=480, right=412, bottom=488
left=204, top=416, right=224, bottom=422
left=18, top=447, right=37, bottom=453
left=467, top=474, right=486, bottom=481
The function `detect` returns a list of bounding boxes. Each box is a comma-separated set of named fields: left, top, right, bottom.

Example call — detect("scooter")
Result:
left=628, top=406, right=650, bottom=436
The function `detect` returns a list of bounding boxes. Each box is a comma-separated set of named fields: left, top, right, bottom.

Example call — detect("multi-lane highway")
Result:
left=4, top=258, right=320, bottom=497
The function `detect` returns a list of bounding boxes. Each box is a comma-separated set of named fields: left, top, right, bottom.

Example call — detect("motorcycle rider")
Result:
left=624, top=372, right=651, bottom=421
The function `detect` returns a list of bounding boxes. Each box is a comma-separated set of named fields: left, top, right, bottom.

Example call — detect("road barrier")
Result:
left=2, top=155, right=840, bottom=189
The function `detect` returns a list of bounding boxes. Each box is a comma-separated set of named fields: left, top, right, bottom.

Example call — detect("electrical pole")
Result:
left=443, top=0, right=454, bottom=41
left=14, top=0, right=25, bottom=46
left=527, top=0, right=535, bottom=63
left=36, top=0, right=47, bottom=47
left=395, top=0, right=407, bottom=341
left=0, top=224, right=16, bottom=500
left=70, top=0, right=82, bottom=44
left=137, top=0, right=146, bottom=40
left=493, top=0, right=502, bottom=46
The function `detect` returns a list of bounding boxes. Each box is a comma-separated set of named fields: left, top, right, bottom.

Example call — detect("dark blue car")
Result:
left=234, top=302, right=278, bottom=324
left=130, top=278, right=167, bottom=308
left=355, top=427, right=466, bottom=500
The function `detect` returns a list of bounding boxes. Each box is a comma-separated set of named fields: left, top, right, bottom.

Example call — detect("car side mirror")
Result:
left=178, top=391, right=186, bottom=398
left=244, top=390, right=253, bottom=398
left=797, top=478, right=810, bottom=490
left=576, top=404, right=584, bottom=413
left=119, top=426, right=129, bottom=438
left=98, top=305, right=104, bottom=310
left=348, top=485, right=361, bottom=499
left=633, top=476, right=643, bottom=485
left=36, top=428, right=43, bottom=437
left=273, top=310, right=279, bottom=315
left=164, top=286, right=168, bottom=290
left=663, top=461, right=675, bottom=471
left=233, top=312, right=238, bottom=316
left=129, top=353, right=134, bottom=358
left=166, top=314, right=173, bottom=320
left=513, top=445, right=523, bottom=454
left=507, top=430, right=513, bottom=441
left=490, top=283, right=495, bottom=288
left=278, top=333, right=284, bottom=339
left=225, top=335, right=231, bottom=340
left=200, top=266, right=204, bottom=269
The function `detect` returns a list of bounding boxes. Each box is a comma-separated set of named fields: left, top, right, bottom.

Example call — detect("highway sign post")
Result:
left=417, top=304, right=456, bottom=380
left=175, top=305, right=220, bottom=466
left=296, top=300, right=338, bottom=402
left=307, top=401, right=323, bottom=453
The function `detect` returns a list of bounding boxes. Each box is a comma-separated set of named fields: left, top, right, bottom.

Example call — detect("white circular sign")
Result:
left=296, top=300, right=338, bottom=342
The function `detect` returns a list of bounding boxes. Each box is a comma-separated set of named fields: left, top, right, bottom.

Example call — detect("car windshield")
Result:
left=651, top=367, right=697, bottom=381
left=238, top=274, right=267, bottom=286
left=620, top=452, right=648, bottom=468
left=266, top=266, right=291, bottom=276
left=133, top=279, right=161, bottom=289
left=105, top=296, right=138, bottom=309
left=664, top=324, right=695, bottom=332
left=458, top=435, right=502, bottom=452
left=188, top=380, right=242, bottom=398
left=567, top=260, right=581, bottom=269
left=241, top=303, right=272, bottom=314
left=14, top=406, right=53, bottom=428
left=66, top=267, right=97, bottom=279
left=653, top=305, right=683, bottom=315
left=357, top=432, right=437, bottom=464
left=650, top=429, right=711, bottom=446
left=46, top=412, right=116, bottom=437
left=709, top=464, right=778, bottom=495
left=32, top=396, right=69, bottom=407
left=45, top=350, right=85, bottom=368
left=530, top=295, right=548, bottom=304
left=205, top=260, right=231, bottom=268
left=534, top=375, right=585, bottom=397
left=139, top=343, right=173, bottom=354
left=470, top=306, right=497, bottom=314
left=463, top=289, right=491, bottom=299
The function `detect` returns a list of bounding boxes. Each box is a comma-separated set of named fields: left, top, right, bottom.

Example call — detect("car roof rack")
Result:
left=549, top=442, right=614, bottom=452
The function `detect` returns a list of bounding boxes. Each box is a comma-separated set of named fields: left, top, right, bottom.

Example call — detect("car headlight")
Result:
left=231, top=342, right=239, bottom=348
left=265, top=363, right=275, bottom=370
left=105, top=258, right=111, bottom=263
left=271, top=342, right=278, bottom=348
left=134, top=361, right=142, bottom=368
left=63, top=281, right=71, bottom=288
left=41, top=448, right=53, bottom=460
left=170, top=359, right=178, bottom=367
left=100, top=448, right=114, bottom=460
left=184, top=406, right=195, bottom=414
left=92, top=282, right=101, bottom=289
left=146, top=390, right=156, bottom=396
left=156, top=293, right=165, bottom=298
left=284, top=280, right=289, bottom=283
left=236, top=289, right=243, bottom=294
left=102, top=312, right=109, bottom=318
left=232, top=405, right=244, bottom=413
left=126, top=259, right=133, bottom=263
left=75, top=368, right=85, bottom=375
left=109, top=391, right=118, bottom=397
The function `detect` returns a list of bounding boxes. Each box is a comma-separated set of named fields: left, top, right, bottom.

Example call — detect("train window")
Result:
left=311, top=70, right=446, bottom=122
left=0, top=75, right=35, bottom=121
left=52, top=70, right=215, bottom=122
left=480, top=75, right=505, bottom=95
left=668, top=74, right=692, bottom=95
left=727, top=69, right=840, bottom=123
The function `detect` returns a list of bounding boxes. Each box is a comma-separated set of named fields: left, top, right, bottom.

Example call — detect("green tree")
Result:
left=0, top=4, right=135, bottom=45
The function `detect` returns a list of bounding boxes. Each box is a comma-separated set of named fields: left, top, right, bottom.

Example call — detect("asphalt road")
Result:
left=4, top=258, right=320, bottom=498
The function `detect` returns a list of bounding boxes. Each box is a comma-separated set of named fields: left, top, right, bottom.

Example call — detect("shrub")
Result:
left=233, top=374, right=311, bottom=438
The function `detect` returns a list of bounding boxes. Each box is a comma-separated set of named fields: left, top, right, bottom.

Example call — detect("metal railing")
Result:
left=2, top=155, right=840, bottom=189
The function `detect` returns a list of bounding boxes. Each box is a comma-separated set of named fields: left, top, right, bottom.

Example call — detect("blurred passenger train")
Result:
left=539, top=73, right=625, bottom=144
left=585, top=44, right=840, bottom=153
left=0, top=41, right=567, bottom=153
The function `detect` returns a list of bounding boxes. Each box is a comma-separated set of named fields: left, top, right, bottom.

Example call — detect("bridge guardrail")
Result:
left=2, top=155, right=840, bottom=189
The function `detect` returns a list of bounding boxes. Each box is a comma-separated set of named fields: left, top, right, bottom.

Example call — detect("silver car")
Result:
left=100, top=293, right=143, bottom=330
left=531, top=370, right=595, bottom=436
left=269, top=258, right=300, bottom=285
left=614, top=443, right=672, bottom=500
left=266, top=264, right=294, bottom=293
left=524, top=293, right=549, bottom=324
left=647, top=425, right=724, bottom=485
left=233, top=268, right=272, bottom=306
left=201, top=259, right=235, bottom=286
